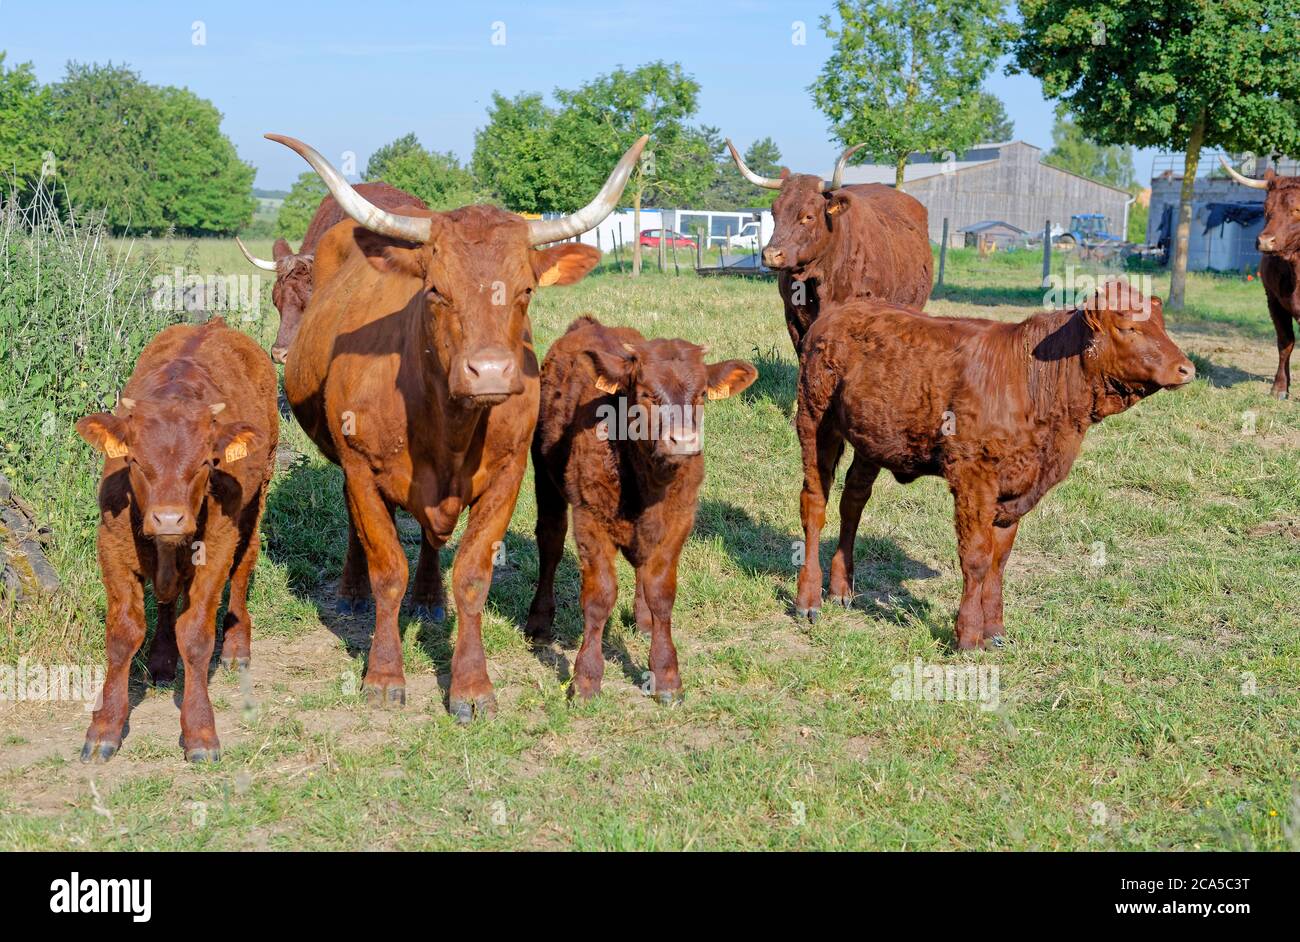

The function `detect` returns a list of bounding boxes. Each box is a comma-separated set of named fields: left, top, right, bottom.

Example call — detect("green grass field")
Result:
left=1, top=243, right=1297, bottom=850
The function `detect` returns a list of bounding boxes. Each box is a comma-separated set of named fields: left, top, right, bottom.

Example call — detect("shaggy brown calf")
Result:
left=526, top=317, right=757, bottom=701
left=236, top=182, right=428, bottom=362
left=794, top=281, right=1195, bottom=648
left=77, top=318, right=278, bottom=762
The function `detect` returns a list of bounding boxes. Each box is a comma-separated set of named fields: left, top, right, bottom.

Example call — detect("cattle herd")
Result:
left=72, top=132, right=1297, bottom=763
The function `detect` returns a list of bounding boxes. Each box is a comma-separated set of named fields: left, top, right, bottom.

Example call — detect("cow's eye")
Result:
left=426, top=287, right=450, bottom=307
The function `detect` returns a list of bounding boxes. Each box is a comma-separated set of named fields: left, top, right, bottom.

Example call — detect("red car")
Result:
left=638, top=228, right=697, bottom=249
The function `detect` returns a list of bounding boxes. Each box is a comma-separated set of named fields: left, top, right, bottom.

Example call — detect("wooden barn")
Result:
left=837, top=141, right=1133, bottom=247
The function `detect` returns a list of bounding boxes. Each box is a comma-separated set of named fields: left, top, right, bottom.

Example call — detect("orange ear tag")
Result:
left=594, top=376, right=619, bottom=395
left=104, top=437, right=129, bottom=459
left=224, top=441, right=248, bottom=464
left=706, top=384, right=731, bottom=401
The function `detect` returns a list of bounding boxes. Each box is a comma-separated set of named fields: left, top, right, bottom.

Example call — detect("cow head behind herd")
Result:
left=74, top=125, right=1267, bottom=764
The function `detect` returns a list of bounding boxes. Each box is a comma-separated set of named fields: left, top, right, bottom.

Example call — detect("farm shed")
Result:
left=1144, top=154, right=1298, bottom=272
left=837, top=141, right=1133, bottom=248
left=958, top=220, right=1028, bottom=250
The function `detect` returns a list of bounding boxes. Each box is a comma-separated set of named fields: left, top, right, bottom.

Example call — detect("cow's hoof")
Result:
left=147, top=667, right=176, bottom=687
left=364, top=683, right=406, bottom=708
left=185, top=746, right=222, bottom=764
left=449, top=692, right=497, bottom=725
left=336, top=597, right=371, bottom=616
left=654, top=689, right=685, bottom=707
left=220, top=655, right=250, bottom=671
left=80, top=739, right=118, bottom=763
left=796, top=606, right=820, bottom=623
left=411, top=603, right=445, bottom=623
left=826, top=592, right=852, bottom=608
left=1274, top=389, right=1289, bottom=400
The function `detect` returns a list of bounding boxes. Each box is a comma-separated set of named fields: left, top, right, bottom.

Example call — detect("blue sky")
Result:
left=0, top=0, right=1158, bottom=190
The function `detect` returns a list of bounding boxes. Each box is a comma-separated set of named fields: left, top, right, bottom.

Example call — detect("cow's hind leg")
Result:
left=1266, top=294, right=1295, bottom=399
left=525, top=463, right=567, bottom=642
left=83, top=566, right=146, bottom=762
left=951, top=475, right=997, bottom=650
left=220, top=492, right=266, bottom=670
left=980, top=520, right=1019, bottom=646
left=343, top=470, right=409, bottom=707
left=146, top=600, right=179, bottom=686
left=338, top=504, right=372, bottom=615
left=639, top=550, right=684, bottom=705
left=411, top=530, right=446, bottom=623
left=827, top=453, right=879, bottom=606
left=570, top=515, right=617, bottom=701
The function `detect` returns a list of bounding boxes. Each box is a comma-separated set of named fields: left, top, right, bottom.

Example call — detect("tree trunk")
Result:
left=632, top=191, right=643, bottom=278
left=1169, top=109, right=1206, bottom=311
left=895, top=154, right=907, bottom=191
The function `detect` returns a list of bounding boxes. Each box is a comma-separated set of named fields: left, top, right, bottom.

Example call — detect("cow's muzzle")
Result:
left=451, top=347, right=522, bottom=401
left=1258, top=234, right=1278, bottom=253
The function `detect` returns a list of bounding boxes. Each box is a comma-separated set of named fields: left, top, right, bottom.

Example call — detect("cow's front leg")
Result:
left=570, top=515, right=618, bottom=701
left=980, top=520, right=1019, bottom=646
left=951, top=476, right=997, bottom=650
left=828, top=454, right=879, bottom=605
left=343, top=470, right=408, bottom=707
left=83, top=562, right=146, bottom=762
left=638, top=547, right=686, bottom=705
left=1266, top=295, right=1294, bottom=399
left=175, top=539, right=237, bottom=762
left=795, top=413, right=844, bottom=621
left=448, top=457, right=527, bottom=723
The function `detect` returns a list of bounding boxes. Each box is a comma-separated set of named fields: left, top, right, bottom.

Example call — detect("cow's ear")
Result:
left=272, top=238, right=294, bottom=261
left=586, top=343, right=636, bottom=394
left=705, top=360, right=759, bottom=400
left=532, top=243, right=602, bottom=287
left=1265, top=167, right=1278, bottom=185
left=352, top=227, right=427, bottom=279
left=76, top=413, right=129, bottom=458
left=214, top=422, right=258, bottom=466
left=825, top=191, right=851, bottom=217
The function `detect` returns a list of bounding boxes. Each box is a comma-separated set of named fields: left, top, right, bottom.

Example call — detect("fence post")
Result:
left=937, top=217, right=949, bottom=289
left=1041, top=219, right=1052, bottom=287
left=616, top=222, right=625, bottom=274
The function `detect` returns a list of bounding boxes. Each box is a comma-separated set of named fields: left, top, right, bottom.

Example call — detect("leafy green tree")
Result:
left=974, top=91, right=1014, bottom=142
left=1013, top=0, right=1300, bottom=308
left=0, top=54, right=57, bottom=188
left=1043, top=110, right=1135, bottom=189
left=697, top=131, right=784, bottom=210
left=472, top=92, right=560, bottom=213
left=275, top=171, right=326, bottom=242
left=365, top=132, right=479, bottom=211
left=1127, top=187, right=1149, bottom=243
left=51, top=61, right=253, bottom=234
left=551, top=61, right=713, bottom=275
left=810, top=0, right=1014, bottom=189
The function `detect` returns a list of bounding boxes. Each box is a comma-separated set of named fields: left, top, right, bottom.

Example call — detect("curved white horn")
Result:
left=234, top=236, right=279, bottom=271
left=825, top=143, right=867, bottom=191
left=527, top=135, right=649, bottom=245
left=1218, top=154, right=1268, bottom=190
left=266, top=134, right=433, bottom=243
left=726, top=139, right=783, bottom=190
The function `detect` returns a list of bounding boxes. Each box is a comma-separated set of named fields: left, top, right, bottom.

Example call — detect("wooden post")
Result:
left=616, top=222, right=625, bottom=274
left=673, top=238, right=680, bottom=276
left=1041, top=220, right=1052, bottom=287
left=936, top=218, right=949, bottom=289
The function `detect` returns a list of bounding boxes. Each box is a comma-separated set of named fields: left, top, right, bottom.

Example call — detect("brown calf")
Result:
left=794, top=281, right=1195, bottom=648
left=526, top=317, right=756, bottom=701
left=77, top=318, right=278, bottom=762
left=236, top=182, right=428, bottom=362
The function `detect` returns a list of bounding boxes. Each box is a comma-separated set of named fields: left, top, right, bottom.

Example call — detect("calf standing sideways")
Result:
left=794, top=281, right=1195, bottom=648
left=76, top=318, right=277, bottom=762
left=527, top=317, right=757, bottom=701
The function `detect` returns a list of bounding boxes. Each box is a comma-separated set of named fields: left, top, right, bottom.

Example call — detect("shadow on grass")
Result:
left=1185, top=351, right=1272, bottom=390
left=744, top=345, right=799, bottom=413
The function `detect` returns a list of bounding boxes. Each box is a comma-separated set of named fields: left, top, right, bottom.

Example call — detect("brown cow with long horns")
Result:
left=273, top=132, right=646, bottom=722
left=1220, top=155, right=1300, bottom=399
left=236, top=182, right=429, bottom=363
left=727, top=141, right=932, bottom=354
